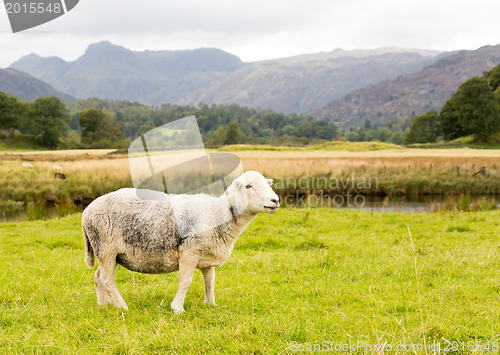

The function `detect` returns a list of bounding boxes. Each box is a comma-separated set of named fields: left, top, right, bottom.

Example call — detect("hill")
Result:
left=257, top=47, right=442, bottom=65
left=312, top=44, right=500, bottom=128
left=0, top=68, right=74, bottom=102
left=10, top=42, right=246, bottom=106
left=197, top=52, right=439, bottom=114
left=10, top=42, right=440, bottom=113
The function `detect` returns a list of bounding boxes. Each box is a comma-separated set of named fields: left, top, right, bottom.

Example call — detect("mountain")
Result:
left=0, top=68, right=74, bottom=101
left=312, top=44, right=500, bottom=128
left=11, top=41, right=246, bottom=106
left=257, top=47, right=442, bottom=65
left=197, top=52, right=440, bottom=113
left=10, top=42, right=441, bottom=113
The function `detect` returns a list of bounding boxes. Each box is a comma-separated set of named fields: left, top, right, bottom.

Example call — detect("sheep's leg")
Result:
left=94, top=266, right=107, bottom=306
left=99, top=258, right=128, bottom=310
left=171, top=260, right=197, bottom=314
left=201, top=266, right=217, bottom=306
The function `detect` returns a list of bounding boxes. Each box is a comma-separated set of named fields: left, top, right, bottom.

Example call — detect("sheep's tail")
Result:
left=82, top=225, right=95, bottom=269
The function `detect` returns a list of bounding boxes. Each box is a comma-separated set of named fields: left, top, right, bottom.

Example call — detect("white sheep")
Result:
left=82, top=170, right=280, bottom=313
left=52, top=165, right=63, bottom=171
left=21, top=162, right=34, bottom=168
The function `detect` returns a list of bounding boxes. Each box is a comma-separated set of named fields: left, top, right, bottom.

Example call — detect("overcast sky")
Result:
left=1, top=0, right=500, bottom=67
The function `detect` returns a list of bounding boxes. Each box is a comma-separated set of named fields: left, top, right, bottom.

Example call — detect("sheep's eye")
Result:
left=245, top=184, right=252, bottom=189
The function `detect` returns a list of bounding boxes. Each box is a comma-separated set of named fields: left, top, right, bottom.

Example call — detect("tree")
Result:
left=79, top=108, right=127, bottom=148
left=358, top=128, right=376, bottom=141
left=345, top=130, right=359, bottom=142
left=0, top=92, right=26, bottom=133
left=404, top=111, right=441, bottom=144
left=210, top=125, right=226, bottom=146
left=29, top=97, right=70, bottom=147
left=439, top=99, right=467, bottom=141
left=280, top=124, right=297, bottom=136
left=137, top=123, right=155, bottom=136
left=64, top=130, right=81, bottom=149
left=485, top=63, right=500, bottom=91
left=389, top=132, right=405, bottom=145
left=0, top=92, right=17, bottom=131
left=439, top=77, right=500, bottom=142
left=69, top=113, right=80, bottom=131
left=224, top=122, right=243, bottom=144
left=376, top=127, right=392, bottom=142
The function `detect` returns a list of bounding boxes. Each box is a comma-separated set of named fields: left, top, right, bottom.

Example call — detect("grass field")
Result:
left=0, top=209, right=499, bottom=353
left=407, top=135, right=500, bottom=150
left=1, top=146, right=499, bottom=220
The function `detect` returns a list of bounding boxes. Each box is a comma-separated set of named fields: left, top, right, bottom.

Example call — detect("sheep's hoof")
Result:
left=204, top=300, right=217, bottom=307
left=171, top=305, right=184, bottom=314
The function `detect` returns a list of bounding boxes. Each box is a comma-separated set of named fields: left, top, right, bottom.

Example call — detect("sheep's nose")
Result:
left=271, top=198, right=279, bottom=204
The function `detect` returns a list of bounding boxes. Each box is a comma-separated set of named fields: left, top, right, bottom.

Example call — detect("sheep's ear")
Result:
left=234, top=179, right=243, bottom=190
left=267, top=178, right=273, bottom=186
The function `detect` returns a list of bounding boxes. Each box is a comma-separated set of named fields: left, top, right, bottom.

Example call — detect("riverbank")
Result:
left=1, top=147, right=499, bottom=220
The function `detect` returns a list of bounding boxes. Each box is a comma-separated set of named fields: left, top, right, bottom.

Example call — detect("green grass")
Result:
left=0, top=134, right=49, bottom=151
left=1, top=209, right=499, bottom=353
left=218, top=141, right=403, bottom=152
left=408, top=135, right=500, bottom=150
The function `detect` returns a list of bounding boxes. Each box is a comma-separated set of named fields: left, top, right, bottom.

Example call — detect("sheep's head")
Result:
left=228, top=171, right=280, bottom=215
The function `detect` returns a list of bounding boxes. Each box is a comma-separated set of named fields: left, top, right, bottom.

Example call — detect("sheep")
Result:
left=21, top=162, right=34, bottom=168
left=52, top=165, right=63, bottom=171
left=54, top=172, right=66, bottom=180
left=82, top=170, right=280, bottom=313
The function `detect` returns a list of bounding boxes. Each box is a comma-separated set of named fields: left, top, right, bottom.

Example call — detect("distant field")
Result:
left=218, top=141, right=403, bottom=152
left=1, top=146, right=499, bottom=220
left=232, top=148, right=500, bottom=177
left=0, top=209, right=499, bottom=353
left=3, top=144, right=500, bottom=162
left=2, top=149, right=116, bottom=156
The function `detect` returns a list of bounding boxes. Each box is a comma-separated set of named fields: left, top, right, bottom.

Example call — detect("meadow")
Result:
left=0, top=208, right=499, bottom=353
left=1, top=145, right=499, bottom=220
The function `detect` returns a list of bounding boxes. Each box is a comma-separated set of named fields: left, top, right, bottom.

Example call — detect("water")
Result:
left=282, top=194, right=500, bottom=213
left=1, top=195, right=499, bottom=222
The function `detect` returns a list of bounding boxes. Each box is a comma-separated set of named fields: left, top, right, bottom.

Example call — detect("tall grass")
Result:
left=0, top=159, right=131, bottom=204
left=243, top=157, right=500, bottom=197
left=0, top=158, right=131, bottom=220
left=1, top=149, right=499, bottom=220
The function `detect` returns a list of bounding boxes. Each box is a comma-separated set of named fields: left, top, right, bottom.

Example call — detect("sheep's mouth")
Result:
left=264, top=206, right=279, bottom=212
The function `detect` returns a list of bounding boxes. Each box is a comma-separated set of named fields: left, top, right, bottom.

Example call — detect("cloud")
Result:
left=50, top=0, right=322, bottom=36
left=0, top=0, right=500, bottom=67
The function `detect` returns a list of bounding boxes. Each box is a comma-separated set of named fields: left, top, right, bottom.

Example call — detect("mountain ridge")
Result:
left=0, top=68, right=74, bottom=102
left=10, top=41, right=442, bottom=112
left=198, top=52, right=440, bottom=113
left=256, top=47, right=443, bottom=65
left=311, top=44, right=500, bottom=128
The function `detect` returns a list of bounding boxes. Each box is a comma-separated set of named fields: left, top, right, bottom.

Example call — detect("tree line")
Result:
left=2, top=63, right=498, bottom=149
left=0, top=95, right=69, bottom=147
left=0, top=95, right=342, bottom=148
left=67, top=99, right=412, bottom=147
left=0, top=93, right=412, bottom=149
left=69, top=100, right=340, bottom=148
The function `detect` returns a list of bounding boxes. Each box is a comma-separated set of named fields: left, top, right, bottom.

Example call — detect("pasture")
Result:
left=0, top=208, right=499, bottom=353
left=1, top=146, right=499, bottom=220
